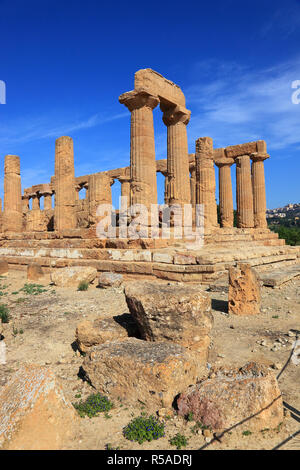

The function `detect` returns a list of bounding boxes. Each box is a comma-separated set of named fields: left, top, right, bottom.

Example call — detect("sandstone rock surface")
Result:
left=0, top=259, right=9, bottom=276
left=98, top=271, right=123, bottom=288
left=82, top=337, right=201, bottom=409
left=27, top=262, right=44, bottom=281
left=228, top=263, right=261, bottom=315
left=50, top=266, right=97, bottom=287
left=0, top=365, right=78, bottom=449
left=125, top=282, right=213, bottom=361
left=177, top=362, right=283, bottom=432
left=75, top=314, right=138, bottom=353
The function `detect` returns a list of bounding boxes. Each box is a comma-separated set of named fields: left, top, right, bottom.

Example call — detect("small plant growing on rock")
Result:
left=73, top=392, right=114, bottom=418
left=78, top=281, right=89, bottom=291
left=0, top=304, right=10, bottom=323
left=169, top=432, right=188, bottom=449
left=123, top=414, right=165, bottom=444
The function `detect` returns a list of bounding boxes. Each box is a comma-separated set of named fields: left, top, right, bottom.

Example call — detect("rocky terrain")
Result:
left=0, top=270, right=299, bottom=450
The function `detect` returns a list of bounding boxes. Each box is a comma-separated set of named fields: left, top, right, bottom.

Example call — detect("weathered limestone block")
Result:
left=98, top=272, right=123, bottom=288
left=0, top=365, right=78, bottom=450
left=0, top=259, right=9, bottom=276
left=177, top=362, right=283, bottom=432
left=27, top=263, right=44, bottom=281
left=75, top=314, right=138, bottom=353
left=82, top=338, right=200, bottom=409
left=125, top=282, right=213, bottom=361
left=25, top=209, right=49, bottom=232
left=50, top=266, right=97, bottom=287
left=228, top=263, right=261, bottom=315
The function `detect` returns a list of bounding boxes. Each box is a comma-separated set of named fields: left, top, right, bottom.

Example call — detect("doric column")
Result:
left=161, top=104, right=191, bottom=207
left=251, top=152, right=269, bottom=228
left=215, top=154, right=234, bottom=227
left=118, top=175, right=131, bottom=205
left=195, top=137, right=218, bottom=229
left=54, top=136, right=77, bottom=231
left=3, top=155, right=23, bottom=232
left=88, top=172, right=112, bottom=227
left=190, top=166, right=196, bottom=208
left=44, top=192, right=53, bottom=210
left=22, top=195, right=30, bottom=213
left=119, top=89, right=159, bottom=214
left=31, top=194, right=40, bottom=210
left=236, top=155, right=254, bottom=228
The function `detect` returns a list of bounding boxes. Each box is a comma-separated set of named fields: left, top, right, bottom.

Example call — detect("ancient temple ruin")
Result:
left=0, top=69, right=299, bottom=282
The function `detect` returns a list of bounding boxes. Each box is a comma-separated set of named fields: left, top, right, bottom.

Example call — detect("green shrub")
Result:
left=169, top=433, right=188, bottom=449
left=123, top=414, right=165, bottom=444
left=0, top=304, right=10, bottom=323
left=20, top=283, right=47, bottom=295
left=78, top=281, right=89, bottom=291
left=73, top=393, right=114, bottom=418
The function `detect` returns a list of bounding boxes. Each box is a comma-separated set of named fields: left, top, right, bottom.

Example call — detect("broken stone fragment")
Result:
left=50, top=266, right=97, bottom=287
left=27, top=262, right=44, bottom=281
left=177, top=362, right=283, bottom=432
left=82, top=337, right=203, bottom=409
left=75, top=313, right=138, bottom=353
left=228, top=263, right=261, bottom=315
left=0, top=365, right=78, bottom=449
left=98, top=272, right=123, bottom=288
left=125, top=281, right=213, bottom=363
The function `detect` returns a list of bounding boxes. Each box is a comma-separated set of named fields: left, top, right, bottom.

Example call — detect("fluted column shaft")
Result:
left=162, top=105, right=191, bottom=206
left=195, top=137, right=218, bottom=229
left=44, top=193, right=53, bottom=210
left=236, top=155, right=254, bottom=228
left=54, top=136, right=77, bottom=231
left=190, top=167, right=196, bottom=208
left=3, top=155, right=22, bottom=232
left=31, top=194, right=40, bottom=210
left=119, top=90, right=159, bottom=214
left=88, top=172, right=112, bottom=227
left=119, top=176, right=131, bottom=204
left=216, top=158, right=234, bottom=227
left=22, top=196, right=30, bottom=213
left=251, top=153, right=269, bottom=228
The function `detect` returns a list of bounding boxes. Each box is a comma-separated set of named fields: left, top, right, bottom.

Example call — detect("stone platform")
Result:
left=0, top=228, right=299, bottom=283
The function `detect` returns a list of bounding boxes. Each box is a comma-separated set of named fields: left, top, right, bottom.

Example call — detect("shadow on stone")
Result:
left=212, top=298, right=228, bottom=314
left=113, top=313, right=141, bottom=339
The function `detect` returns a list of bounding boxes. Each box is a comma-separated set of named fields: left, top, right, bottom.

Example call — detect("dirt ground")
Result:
left=0, top=270, right=299, bottom=451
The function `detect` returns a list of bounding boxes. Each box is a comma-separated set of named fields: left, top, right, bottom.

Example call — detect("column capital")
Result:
left=250, top=152, right=270, bottom=162
left=118, top=175, right=131, bottom=183
left=215, top=157, right=235, bottom=168
left=161, top=104, right=191, bottom=126
left=119, top=89, right=159, bottom=112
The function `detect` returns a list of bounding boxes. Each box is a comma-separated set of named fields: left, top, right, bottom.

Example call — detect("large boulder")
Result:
left=228, top=263, right=261, bottom=315
left=0, top=365, right=78, bottom=449
left=75, top=314, right=139, bottom=353
left=177, top=362, right=283, bottom=432
left=50, top=266, right=97, bottom=287
left=125, top=282, right=213, bottom=362
left=82, top=337, right=201, bottom=409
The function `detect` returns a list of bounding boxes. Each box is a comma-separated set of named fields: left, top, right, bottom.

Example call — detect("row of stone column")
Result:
left=194, top=137, right=269, bottom=230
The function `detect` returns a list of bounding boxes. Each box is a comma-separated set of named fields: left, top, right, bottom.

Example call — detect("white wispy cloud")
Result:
left=185, top=57, right=300, bottom=153
left=0, top=111, right=128, bottom=146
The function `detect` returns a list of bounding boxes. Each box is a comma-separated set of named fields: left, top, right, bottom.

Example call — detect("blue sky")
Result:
left=0, top=0, right=299, bottom=209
